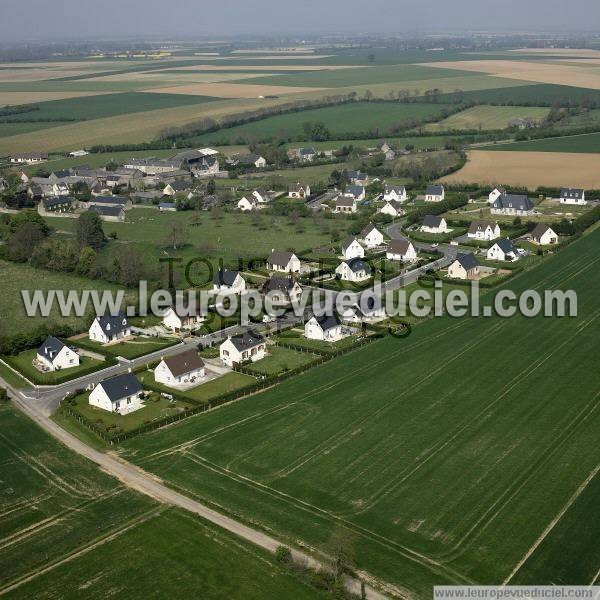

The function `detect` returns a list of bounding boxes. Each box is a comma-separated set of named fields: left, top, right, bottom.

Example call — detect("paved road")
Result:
left=4, top=380, right=387, bottom=599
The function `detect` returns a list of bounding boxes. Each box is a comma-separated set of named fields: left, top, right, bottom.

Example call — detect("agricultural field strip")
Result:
left=0, top=506, right=165, bottom=595
left=137, top=253, right=599, bottom=583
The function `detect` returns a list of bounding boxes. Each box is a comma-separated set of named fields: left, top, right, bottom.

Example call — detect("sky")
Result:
left=3, top=0, right=600, bottom=41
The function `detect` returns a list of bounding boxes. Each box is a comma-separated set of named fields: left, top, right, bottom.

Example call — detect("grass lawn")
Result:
left=0, top=360, right=32, bottom=389
left=244, top=346, right=319, bottom=376
left=277, top=330, right=362, bottom=353
left=76, top=336, right=178, bottom=359
left=3, top=349, right=105, bottom=385
left=483, top=131, right=600, bottom=153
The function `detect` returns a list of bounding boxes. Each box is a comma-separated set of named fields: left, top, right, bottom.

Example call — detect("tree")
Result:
left=7, top=221, right=47, bottom=262
left=163, top=222, right=188, bottom=250
left=76, top=211, right=105, bottom=250
left=325, top=524, right=356, bottom=587
left=76, top=246, right=97, bottom=276
left=9, top=209, right=49, bottom=235
left=206, top=178, right=216, bottom=195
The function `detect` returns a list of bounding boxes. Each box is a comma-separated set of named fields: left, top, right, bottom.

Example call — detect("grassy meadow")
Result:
left=484, top=131, right=600, bottom=153
left=425, top=105, right=550, bottom=131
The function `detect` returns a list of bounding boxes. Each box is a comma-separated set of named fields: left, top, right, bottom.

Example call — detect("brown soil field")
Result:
left=163, top=64, right=362, bottom=71
left=419, top=60, right=600, bottom=90
left=145, top=82, right=325, bottom=98
left=441, top=150, right=600, bottom=188
left=510, top=48, right=600, bottom=58
left=0, top=90, right=111, bottom=106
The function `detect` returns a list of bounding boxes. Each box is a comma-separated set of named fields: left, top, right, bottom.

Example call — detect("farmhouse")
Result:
left=487, top=238, right=519, bottom=262
left=386, top=239, right=417, bottom=262
left=36, top=337, right=79, bottom=371
left=379, top=200, right=404, bottom=217
left=230, top=154, right=267, bottom=169
left=89, top=312, right=131, bottom=344
left=10, top=152, right=48, bottom=164
left=163, top=180, right=190, bottom=196
left=237, top=195, right=258, bottom=211
left=468, top=220, right=501, bottom=241
left=305, top=313, right=343, bottom=342
left=213, top=269, right=246, bottom=292
left=334, top=195, right=357, bottom=214
left=163, top=306, right=205, bottom=332
left=220, top=330, right=266, bottom=367
left=425, top=184, right=445, bottom=202
left=154, top=349, right=205, bottom=387
left=491, top=194, right=534, bottom=216
left=344, top=185, right=366, bottom=202
left=88, top=205, right=125, bottom=222
left=89, top=373, right=143, bottom=415
left=531, top=223, right=559, bottom=245
left=297, top=147, right=317, bottom=162
left=559, top=188, right=586, bottom=205
left=420, top=215, right=449, bottom=234
left=341, top=236, right=365, bottom=260
left=262, top=276, right=303, bottom=304
left=361, top=223, right=384, bottom=248
left=488, top=187, right=507, bottom=204
left=383, top=184, right=407, bottom=203
left=267, top=250, right=301, bottom=273
left=288, top=183, right=311, bottom=199
left=447, top=253, right=480, bottom=280
left=335, top=257, right=371, bottom=282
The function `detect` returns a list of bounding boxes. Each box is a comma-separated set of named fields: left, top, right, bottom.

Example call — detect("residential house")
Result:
left=305, top=313, right=343, bottom=342
left=154, top=349, right=205, bottom=386
left=220, top=330, right=266, bottom=367
left=42, top=196, right=74, bottom=213
left=10, top=152, right=48, bottom=164
left=340, top=302, right=386, bottom=323
left=559, top=188, right=586, bottom=205
left=288, top=183, right=311, bottom=199
left=335, top=257, right=371, bottom=282
left=468, top=220, right=501, bottom=241
left=447, top=253, right=480, bottom=280
left=488, top=187, right=507, bottom=204
left=531, top=223, right=558, bottom=245
left=487, top=238, right=519, bottom=262
left=89, top=373, right=143, bottom=415
left=344, top=170, right=368, bottom=186
left=420, top=215, right=450, bottom=234
left=163, top=180, right=190, bottom=196
left=88, top=205, right=125, bottom=222
left=344, top=185, right=366, bottom=202
left=491, top=194, right=534, bottom=216
left=158, top=202, right=177, bottom=212
left=267, top=250, right=301, bottom=273
left=36, top=337, right=79, bottom=371
left=361, top=223, right=384, bottom=248
left=297, top=147, right=317, bottom=162
left=237, top=195, right=259, bottom=211
left=386, top=239, right=418, bottom=262
left=425, top=184, right=445, bottom=202
left=334, top=195, right=357, bottom=214
left=213, top=269, right=246, bottom=292
left=163, top=306, right=205, bottom=332
left=262, top=276, right=303, bottom=304
left=231, top=154, right=267, bottom=168
left=252, top=189, right=270, bottom=204
left=378, top=142, right=396, bottom=161
left=383, top=184, right=407, bottom=203
left=341, top=236, right=365, bottom=260
left=379, top=200, right=404, bottom=218
left=89, top=312, right=131, bottom=344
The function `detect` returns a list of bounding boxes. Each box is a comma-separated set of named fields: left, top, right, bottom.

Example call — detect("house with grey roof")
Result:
left=297, top=147, right=317, bottom=162
left=88, top=205, right=125, bottom=222
left=421, top=215, right=450, bottom=234
left=448, top=253, right=480, bottom=280
left=42, top=196, right=74, bottom=213
left=89, top=373, right=143, bottom=415
left=425, top=184, right=445, bottom=202
left=344, top=185, right=366, bottom=202
left=288, top=182, right=311, bottom=199
left=341, top=236, right=364, bottom=260
left=334, top=195, right=358, bottom=214
left=305, top=312, right=343, bottom=342
left=220, top=330, right=266, bottom=367
left=262, top=276, right=303, bottom=304
left=487, top=238, right=519, bottom=262
left=379, top=199, right=404, bottom=217
left=361, top=223, right=384, bottom=248
left=89, top=312, right=131, bottom=344
left=267, top=250, right=301, bottom=273
left=213, top=269, right=246, bottom=292
left=335, top=257, right=372, bottom=282
left=491, top=194, right=534, bottom=216
left=559, top=188, right=586, bottom=205
left=36, top=337, right=79, bottom=371
left=383, top=184, right=407, bottom=203
left=468, top=220, right=501, bottom=241
left=531, top=223, right=558, bottom=245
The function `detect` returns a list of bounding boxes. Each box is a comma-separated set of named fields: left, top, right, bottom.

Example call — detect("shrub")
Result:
left=275, top=545, right=292, bottom=564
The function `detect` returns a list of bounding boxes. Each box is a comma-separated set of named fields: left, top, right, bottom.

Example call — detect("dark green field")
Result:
left=121, top=229, right=600, bottom=597
left=485, top=132, right=600, bottom=152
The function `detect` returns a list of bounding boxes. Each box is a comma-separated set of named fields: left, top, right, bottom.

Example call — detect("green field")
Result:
left=120, top=229, right=600, bottom=596
left=193, top=101, right=455, bottom=144
left=244, top=346, right=319, bottom=376
left=75, top=337, right=177, bottom=360
left=484, top=132, right=600, bottom=153
left=0, top=121, right=64, bottom=138
left=0, top=404, right=329, bottom=599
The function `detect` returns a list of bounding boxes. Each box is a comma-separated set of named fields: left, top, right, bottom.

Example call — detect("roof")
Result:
left=494, top=238, right=517, bottom=254
left=267, top=250, right=296, bottom=267
left=299, top=147, right=316, bottom=155
left=312, top=312, right=342, bottom=332
left=385, top=184, right=406, bottom=194
left=531, top=223, right=554, bottom=239
left=166, top=180, right=189, bottom=192
left=43, top=196, right=73, bottom=208
left=228, top=330, right=265, bottom=352
left=468, top=220, right=497, bottom=234
left=95, top=312, right=129, bottom=336
left=213, top=268, right=240, bottom=286
left=342, top=236, right=360, bottom=252
left=37, top=336, right=66, bottom=360
left=425, top=184, right=444, bottom=195
left=560, top=188, right=584, bottom=199
left=388, top=239, right=413, bottom=254
left=345, top=185, right=364, bottom=198
left=98, top=373, right=142, bottom=403
left=454, top=253, right=480, bottom=271
left=89, top=205, right=124, bottom=217
left=162, top=349, right=204, bottom=378
left=336, top=195, right=356, bottom=207
left=422, top=215, right=444, bottom=228
left=384, top=200, right=403, bottom=212
left=361, top=222, right=380, bottom=237
left=344, top=257, right=371, bottom=274
left=493, top=194, right=534, bottom=212
left=263, top=275, right=297, bottom=293
left=158, top=202, right=176, bottom=210
left=236, top=153, right=263, bottom=164
left=90, top=195, right=127, bottom=205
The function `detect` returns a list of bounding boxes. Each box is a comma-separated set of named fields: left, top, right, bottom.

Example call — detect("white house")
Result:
left=447, top=253, right=480, bottom=280
left=379, top=200, right=404, bottom=218
left=220, top=330, right=266, bottom=367
left=154, top=349, right=205, bottom=386
left=213, top=269, right=246, bottom=292
left=252, top=189, right=270, bottom=204
left=340, top=302, right=386, bottom=323
left=288, top=183, right=311, bottom=199
left=386, top=239, right=418, bottom=262
left=488, top=187, right=507, bottom=204
left=361, top=223, right=384, bottom=248
left=237, top=196, right=258, bottom=211
left=344, top=185, right=366, bottom=202
left=559, top=188, right=586, bottom=205
left=334, top=196, right=357, bottom=214
left=420, top=215, right=450, bottom=234
left=267, top=250, right=301, bottom=273
left=305, top=313, right=343, bottom=342
left=468, top=221, right=501, bottom=241
left=531, top=223, right=558, bottom=245
left=89, top=373, right=143, bottom=415
left=341, top=236, right=365, bottom=260
left=344, top=170, right=368, bottom=186
left=335, top=258, right=371, bottom=282
left=491, top=194, right=534, bottom=216
left=425, top=184, right=445, bottom=202
left=10, top=152, right=48, bottom=164
left=297, top=147, right=317, bottom=162
left=383, top=185, right=407, bottom=203
left=89, top=313, right=131, bottom=344
left=163, top=306, right=205, bottom=332
left=487, top=238, right=519, bottom=262
left=36, top=337, right=80, bottom=371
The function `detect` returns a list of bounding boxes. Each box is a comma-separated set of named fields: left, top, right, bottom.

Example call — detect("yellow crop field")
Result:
left=425, top=105, right=550, bottom=131
left=0, top=90, right=111, bottom=106
left=145, top=82, right=325, bottom=98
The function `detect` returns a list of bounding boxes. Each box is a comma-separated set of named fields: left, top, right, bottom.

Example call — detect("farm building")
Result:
left=89, top=373, right=143, bottom=415
left=158, top=202, right=177, bottom=212
left=36, top=337, right=79, bottom=372
left=42, top=196, right=74, bottom=213
left=88, top=205, right=125, bottom=222
left=154, top=349, right=205, bottom=387
left=220, top=330, right=266, bottom=367
left=10, top=152, right=48, bottom=164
